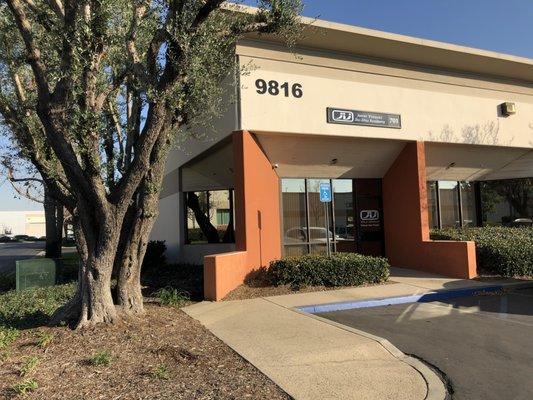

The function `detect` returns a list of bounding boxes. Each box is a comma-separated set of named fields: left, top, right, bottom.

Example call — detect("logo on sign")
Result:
left=331, top=110, right=355, bottom=123
left=360, top=210, right=380, bottom=221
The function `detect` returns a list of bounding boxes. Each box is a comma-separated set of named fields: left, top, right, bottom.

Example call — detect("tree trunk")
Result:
left=116, top=136, right=170, bottom=315
left=44, top=187, right=64, bottom=258
left=186, top=192, right=220, bottom=243
left=50, top=207, right=121, bottom=328
left=115, top=205, right=155, bottom=316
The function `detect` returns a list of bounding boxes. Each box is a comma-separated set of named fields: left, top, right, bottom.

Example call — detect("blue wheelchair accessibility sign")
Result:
left=319, top=182, right=332, bottom=203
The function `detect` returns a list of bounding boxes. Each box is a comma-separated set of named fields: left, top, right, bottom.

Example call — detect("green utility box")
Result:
left=16, top=258, right=57, bottom=292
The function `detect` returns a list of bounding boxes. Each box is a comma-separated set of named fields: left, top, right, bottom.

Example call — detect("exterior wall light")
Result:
left=445, top=162, right=456, bottom=170
left=500, top=102, right=516, bottom=116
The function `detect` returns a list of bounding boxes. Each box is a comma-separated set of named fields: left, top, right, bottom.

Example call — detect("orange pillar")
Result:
left=383, top=142, right=477, bottom=279
left=203, top=131, right=281, bottom=300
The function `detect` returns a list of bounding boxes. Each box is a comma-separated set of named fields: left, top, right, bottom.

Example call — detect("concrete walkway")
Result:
left=184, top=268, right=524, bottom=399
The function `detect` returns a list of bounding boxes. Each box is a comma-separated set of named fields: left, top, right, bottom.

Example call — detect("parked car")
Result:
left=14, top=235, right=30, bottom=241
left=284, top=227, right=342, bottom=244
left=0, top=236, right=12, bottom=242
left=510, top=218, right=533, bottom=227
left=26, top=236, right=39, bottom=241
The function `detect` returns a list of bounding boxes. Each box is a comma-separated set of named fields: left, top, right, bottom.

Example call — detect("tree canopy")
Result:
left=0, top=0, right=302, bottom=328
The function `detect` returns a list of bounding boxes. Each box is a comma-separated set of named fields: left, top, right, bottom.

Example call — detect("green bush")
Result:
left=0, top=284, right=75, bottom=330
left=268, top=253, right=390, bottom=289
left=153, top=287, right=190, bottom=308
left=11, top=379, right=38, bottom=395
left=89, top=350, right=113, bottom=366
left=0, top=272, right=15, bottom=292
left=142, top=241, right=167, bottom=274
left=431, top=227, right=533, bottom=277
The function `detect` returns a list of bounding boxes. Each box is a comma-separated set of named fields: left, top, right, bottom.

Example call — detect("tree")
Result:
left=0, top=0, right=301, bottom=328
left=1, top=157, right=64, bottom=257
left=483, top=178, right=533, bottom=219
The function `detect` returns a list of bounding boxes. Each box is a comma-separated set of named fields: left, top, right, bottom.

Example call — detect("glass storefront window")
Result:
left=439, top=181, right=460, bottom=228
left=282, top=178, right=354, bottom=256
left=481, top=179, right=533, bottom=226
left=427, top=180, right=482, bottom=229
left=282, top=179, right=308, bottom=254
left=427, top=181, right=439, bottom=229
left=332, top=180, right=354, bottom=241
left=460, top=182, right=478, bottom=227
left=306, top=179, right=333, bottom=252
left=185, top=190, right=234, bottom=244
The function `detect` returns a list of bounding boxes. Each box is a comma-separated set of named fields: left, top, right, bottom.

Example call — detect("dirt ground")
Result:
left=223, top=281, right=392, bottom=301
left=0, top=306, right=290, bottom=400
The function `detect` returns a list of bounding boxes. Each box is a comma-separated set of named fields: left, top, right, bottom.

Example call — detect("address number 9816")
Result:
left=255, top=79, right=303, bottom=98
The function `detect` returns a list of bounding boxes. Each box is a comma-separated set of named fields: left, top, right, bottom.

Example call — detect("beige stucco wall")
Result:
left=238, top=42, right=533, bottom=149
left=150, top=77, right=238, bottom=263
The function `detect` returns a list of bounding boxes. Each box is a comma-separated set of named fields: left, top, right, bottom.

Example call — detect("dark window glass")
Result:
left=333, top=180, right=355, bottom=241
left=481, top=179, right=533, bottom=226
left=427, top=181, right=439, bottom=229
left=439, top=181, right=460, bottom=228
left=460, top=182, right=477, bottom=227
left=185, top=190, right=234, bottom=244
left=282, top=179, right=308, bottom=254
left=306, top=179, right=332, bottom=244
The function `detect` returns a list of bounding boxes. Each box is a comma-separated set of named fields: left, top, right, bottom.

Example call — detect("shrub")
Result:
left=0, top=284, right=75, bottom=330
left=89, top=351, right=112, bottom=366
left=151, top=364, right=170, bottom=380
left=11, top=379, right=38, bottom=395
left=431, top=227, right=533, bottom=277
left=0, top=272, right=15, bottom=292
left=154, top=287, right=190, bottom=308
left=268, top=253, right=390, bottom=289
left=19, top=356, right=40, bottom=377
left=36, top=332, right=55, bottom=349
left=0, top=327, right=20, bottom=349
left=142, top=241, right=167, bottom=274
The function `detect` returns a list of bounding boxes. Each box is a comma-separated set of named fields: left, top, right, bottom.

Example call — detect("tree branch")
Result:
left=191, top=0, right=225, bottom=31
left=45, top=0, right=65, bottom=19
left=6, top=0, right=50, bottom=99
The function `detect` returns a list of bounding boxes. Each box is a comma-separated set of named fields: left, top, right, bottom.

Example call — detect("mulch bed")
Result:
left=0, top=306, right=290, bottom=400
left=223, top=282, right=392, bottom=301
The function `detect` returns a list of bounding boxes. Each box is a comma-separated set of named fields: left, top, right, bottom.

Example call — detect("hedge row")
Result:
left=431, top=227, right=533, bottom=277
left=268, top=253, right=390, bottom=289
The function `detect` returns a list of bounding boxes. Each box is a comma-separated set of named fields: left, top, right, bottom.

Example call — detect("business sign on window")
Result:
left=327, top=108, right=401, bottom=129
left=360, top=210, right=380, bottom=228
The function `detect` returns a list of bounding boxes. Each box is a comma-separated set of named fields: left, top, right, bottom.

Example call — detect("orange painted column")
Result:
left=203, top=131, right=281, bottom=300
left=383, top=141, right=477, bottom=279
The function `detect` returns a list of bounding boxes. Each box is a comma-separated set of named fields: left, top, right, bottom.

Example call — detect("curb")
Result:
left=294, top=309, right=448, bottom=400
left=297, top=282, right=533, bottom=314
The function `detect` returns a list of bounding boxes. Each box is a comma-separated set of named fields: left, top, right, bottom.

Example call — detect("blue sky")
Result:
left=2, top=0, right=533, bottom=211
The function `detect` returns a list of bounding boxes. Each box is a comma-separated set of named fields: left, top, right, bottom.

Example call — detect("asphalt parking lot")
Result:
left=320, top=287, right=533, bottom=400
left=0, top=241, right=44, bottom=275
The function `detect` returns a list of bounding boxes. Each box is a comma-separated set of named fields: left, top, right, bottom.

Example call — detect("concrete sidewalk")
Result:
left=183, top=268, right=488, bottom=399
left=184, top=298, right=431, bottom=400
left=184, top=269, right=526, bottom=399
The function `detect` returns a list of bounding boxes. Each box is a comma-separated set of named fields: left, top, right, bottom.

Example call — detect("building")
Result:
left=150, top=15, right=533, bottom=301
left=0, top=210, right=46, bottom=237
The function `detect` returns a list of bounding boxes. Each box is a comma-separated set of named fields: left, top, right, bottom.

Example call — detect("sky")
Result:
left=2, top=0, right=533, bottom=211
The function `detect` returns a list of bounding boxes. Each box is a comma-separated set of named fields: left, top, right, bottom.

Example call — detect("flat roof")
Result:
left=241, top=7, right=533, bottom=83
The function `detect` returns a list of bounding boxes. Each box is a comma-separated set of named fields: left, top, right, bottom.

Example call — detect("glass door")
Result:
left=332, top=179, right=357, bottom=253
